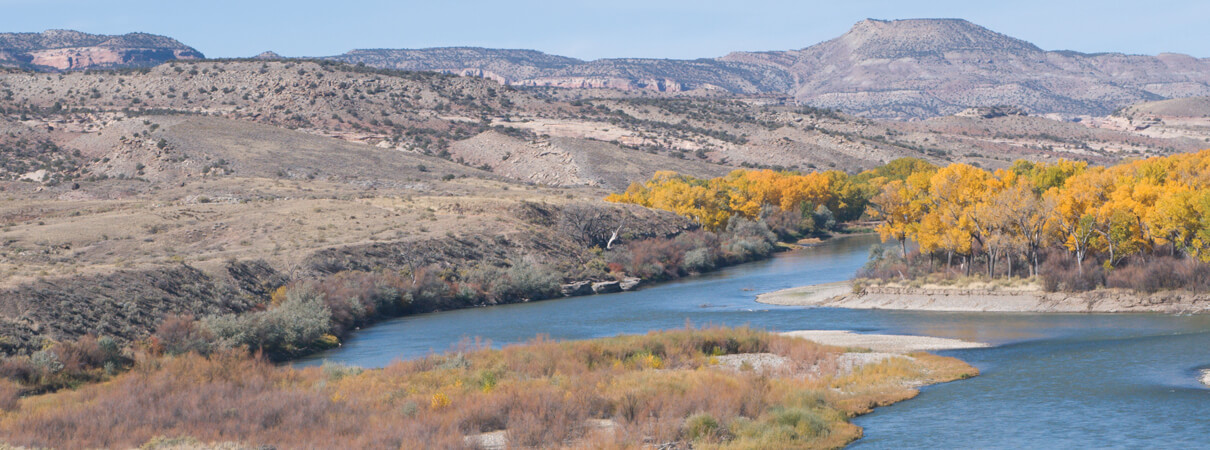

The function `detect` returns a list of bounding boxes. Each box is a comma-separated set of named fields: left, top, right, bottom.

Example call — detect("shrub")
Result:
left=203, top=286, right=332, bottom=358
left=811, top=205, right=837, bottom=232
left=312, top=272, right=407, bottom=334
left=29, top=350, right=63, bottom=374
left=684, top=412, right=722, bottom=441
left=602, top=217, right=777, bottom=282
left=720, top=217, right=776, bottom=262
left=682, top=248, right=715, bottom=272
left=153, top=315, right=213, bottom=356
left=0, top=380, right=19, bottom=412
left=53, top=335, right=125, bottom=374
left=0, top=357, right=42, bottom=385
left=1106, top=256, right=1210, bottom=293
left=769, top=406, right=831, bottom=439
left=762, top=205, right=816, bottom=241
left=856, top=245, right=909, bottom=281
left=489, top=263, right=561, bottom=302
left=614, top=236, right=686, bottom=280
left=1040, top=251, right=1104, bottom=292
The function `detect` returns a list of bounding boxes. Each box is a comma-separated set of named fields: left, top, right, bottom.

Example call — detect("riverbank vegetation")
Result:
left=0, top=327, right=975, bottom=448
left=606, top=168, right=870, bottom=233
left=605, top=160, right=940, bottom=238
left=861, top=150, right=1210, bottom=293
left=0, top=212, right=786, bottom=395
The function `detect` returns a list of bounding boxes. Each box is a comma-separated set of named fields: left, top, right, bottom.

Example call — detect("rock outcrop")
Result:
left=561, top=281, right=594, bottom=297
left=955, top=105, right=1029, bottom=119
left=0, top=29, right=202, bottom=70
left=591, top=281, right=622, bottom=294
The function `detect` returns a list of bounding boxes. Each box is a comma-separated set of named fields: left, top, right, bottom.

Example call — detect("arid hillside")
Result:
left=1082, top=97, right=1210, bottom=144
left=0, top=108, right=697, bottom=355
left=1, top=59, right=1203, bottom=187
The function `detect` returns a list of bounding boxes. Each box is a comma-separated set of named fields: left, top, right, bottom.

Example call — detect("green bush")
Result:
left=684, top=413, right=722, bottom=441
left=464, top=262, right=562, bottom=303
left=203, top=286, right=332, bottom=358
left=682, top=248, right=715, bottom=272
left=492, top=263, right=561, bottom=301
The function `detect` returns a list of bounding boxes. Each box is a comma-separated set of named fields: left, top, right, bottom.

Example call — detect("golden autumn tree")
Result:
left=609, top=150, right=1210, bottom=284
left=1047, top=168, right=1113, bottom=274
left=607, top=168, right=864, bottom=232
left=869, top=171, right=930, bottom=259
left=928, top=164, right=989, bottom=275
left=1193, top=190, right=1210, bottom=262
left=995, top=178, right=1051, bottom=276
left=1146, top=185, right=1200, bottom=257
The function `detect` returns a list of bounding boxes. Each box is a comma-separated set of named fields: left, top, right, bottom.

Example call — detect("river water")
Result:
left=295, top=234, right=1210, bottom=448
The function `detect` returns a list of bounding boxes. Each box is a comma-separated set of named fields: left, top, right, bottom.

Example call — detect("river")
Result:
left=295, top=234, right=1210, bottom=448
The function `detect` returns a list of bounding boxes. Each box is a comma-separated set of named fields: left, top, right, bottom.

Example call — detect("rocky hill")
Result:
left=0, top=29, right=202, bottom=71
left=329, top=19, right=1210, bottom=119
left=725, top=19, right=1210, bottom=119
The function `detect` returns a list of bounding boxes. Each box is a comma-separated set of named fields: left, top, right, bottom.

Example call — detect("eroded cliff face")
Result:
left=437, top=68, right=689, bottom=92
left=26, top=47, right=201, bottom=70
left=512, top=76, right=686, bottom=92
left=0, top=30, right=203, bottom=70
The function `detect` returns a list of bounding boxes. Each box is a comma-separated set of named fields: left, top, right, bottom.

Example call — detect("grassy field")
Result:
left=0, top=327, right=976, bottom=449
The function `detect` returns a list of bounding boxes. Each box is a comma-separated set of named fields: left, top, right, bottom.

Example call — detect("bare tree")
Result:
left=557, top=204, right=626, bottom=249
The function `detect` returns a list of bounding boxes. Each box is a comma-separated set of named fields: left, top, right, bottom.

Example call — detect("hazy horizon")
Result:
left=1, top=0, right=1208, bottom=60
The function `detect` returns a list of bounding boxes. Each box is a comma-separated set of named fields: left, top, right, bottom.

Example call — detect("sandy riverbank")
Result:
left=759, top=281, right=853, bottom=305
left=777, top=330, right=987, bottom=384
left=781, top=330, right=990, bottom=353
left=758, top=282, right=1210, bottom=313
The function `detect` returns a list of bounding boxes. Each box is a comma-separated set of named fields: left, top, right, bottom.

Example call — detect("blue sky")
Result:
left=2, top=0, right=1207, bottom=60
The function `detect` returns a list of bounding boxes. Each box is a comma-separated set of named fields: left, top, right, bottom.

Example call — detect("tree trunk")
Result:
left=1032, top=248, right=1040, bottom=278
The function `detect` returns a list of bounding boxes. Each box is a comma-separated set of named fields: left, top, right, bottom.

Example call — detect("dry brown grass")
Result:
left=0, top=327, right=976, bottom=449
